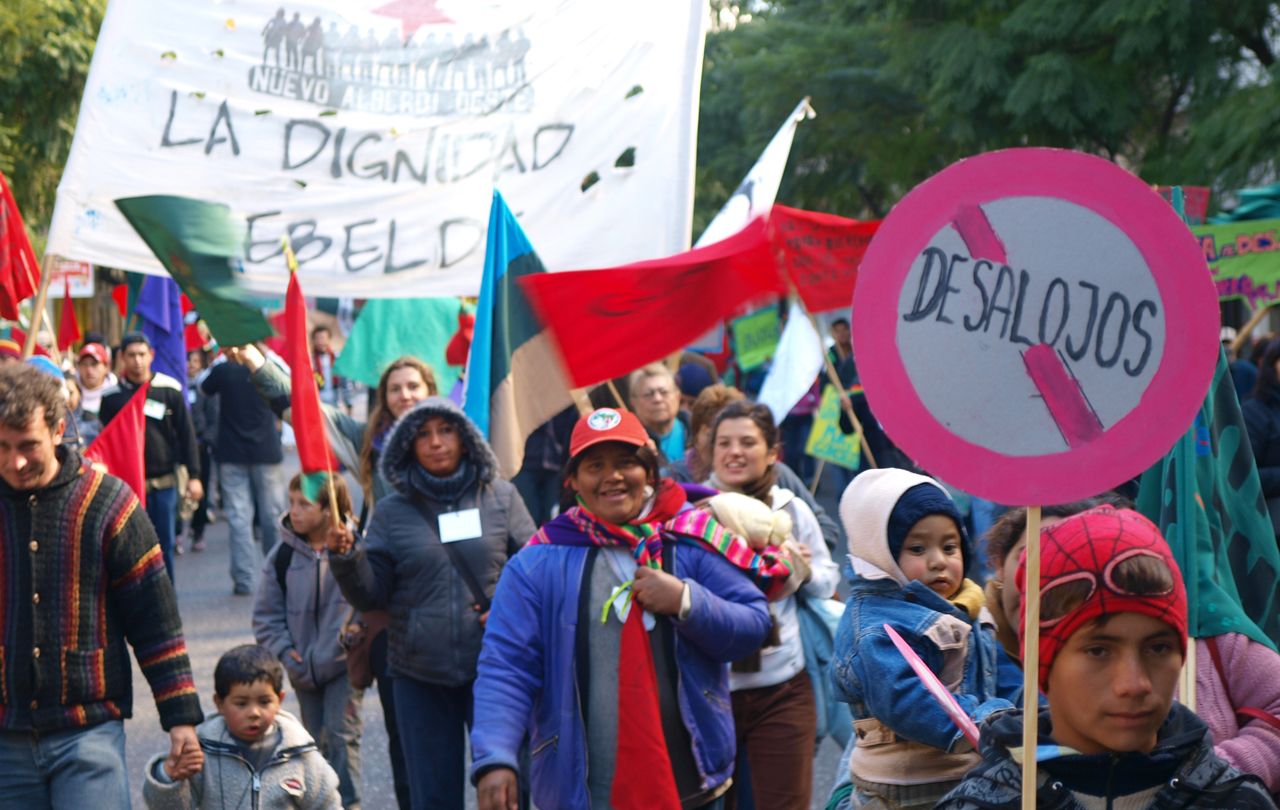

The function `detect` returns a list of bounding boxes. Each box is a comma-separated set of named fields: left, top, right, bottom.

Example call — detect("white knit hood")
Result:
left=839, top=468, right=954, bottom=586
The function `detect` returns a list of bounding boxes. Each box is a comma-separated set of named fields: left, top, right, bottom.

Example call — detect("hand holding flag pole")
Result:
left=282, top=237, right=342, bottom=533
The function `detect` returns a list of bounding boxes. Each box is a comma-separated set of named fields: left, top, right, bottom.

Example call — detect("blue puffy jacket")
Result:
left=470, top=539, right=772, bottom=810
left=833, top=573, right=1014, bottom=751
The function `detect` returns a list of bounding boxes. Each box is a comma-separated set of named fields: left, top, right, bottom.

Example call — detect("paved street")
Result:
left=123, top=452, right=849, bottom=809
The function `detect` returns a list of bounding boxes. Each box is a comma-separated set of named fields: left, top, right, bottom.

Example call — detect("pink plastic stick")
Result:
left=883, top=623, right=981, bottom=748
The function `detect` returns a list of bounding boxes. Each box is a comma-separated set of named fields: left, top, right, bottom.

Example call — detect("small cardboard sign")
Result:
left=853, top=148, right=1219, bottom=505
left=805, top=387, right=861, bottom=469
left=47, top=260, right=93, bottom=298
left=732, top=307, right=780, bottom=371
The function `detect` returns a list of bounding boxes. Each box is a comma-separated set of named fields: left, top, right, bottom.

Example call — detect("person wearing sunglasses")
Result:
left=937, top=506, right=1277, bottom=810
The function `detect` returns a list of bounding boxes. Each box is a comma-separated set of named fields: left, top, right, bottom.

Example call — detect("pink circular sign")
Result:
left=852, top=148, right=1218, bottom=505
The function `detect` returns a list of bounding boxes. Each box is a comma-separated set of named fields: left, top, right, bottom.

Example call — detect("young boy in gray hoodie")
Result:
left=253, top=473, right=363, bottom=809
left=143, top=644, right=341, bottom=810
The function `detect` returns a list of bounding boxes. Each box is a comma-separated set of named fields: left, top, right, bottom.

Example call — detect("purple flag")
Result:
left=135, top=276, right=187, bottom=399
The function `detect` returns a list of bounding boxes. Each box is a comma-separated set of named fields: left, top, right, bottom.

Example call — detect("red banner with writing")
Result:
left=770, top=205, right=880, bottom=313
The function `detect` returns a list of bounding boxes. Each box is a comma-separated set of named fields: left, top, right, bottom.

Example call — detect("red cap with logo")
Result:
left=79, top=343, right=109, bottom=365
left=569, top=408, right=650, bottom=458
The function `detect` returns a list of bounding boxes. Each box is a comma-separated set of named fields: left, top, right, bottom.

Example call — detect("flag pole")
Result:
left=22, top=254, right=55, bottom=360
left=794, top=297, right=877, bottom=468
left=1022, top=505, right=1042, bottom=810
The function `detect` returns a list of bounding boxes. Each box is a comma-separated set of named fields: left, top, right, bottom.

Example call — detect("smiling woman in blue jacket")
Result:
left=470, top=408, right=783, bottom=810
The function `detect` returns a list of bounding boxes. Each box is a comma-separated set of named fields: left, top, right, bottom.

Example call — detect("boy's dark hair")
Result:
left=214, top=644, right=284, bottom=698
left=287, top=471, right=353, bottom=521
left=0, top=364, right=66, bottom=432
left=831, top=317, right=850, bottom=329
left=311, top=325, right=331, bottom=339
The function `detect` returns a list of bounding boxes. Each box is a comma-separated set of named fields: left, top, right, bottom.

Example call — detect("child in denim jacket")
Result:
left=828, top=469, right=1018, bottom=810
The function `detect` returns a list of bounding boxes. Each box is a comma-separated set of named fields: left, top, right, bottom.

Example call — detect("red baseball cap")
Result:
left=79, top=343, right=109, bottom=364
left=569, top=408, right=650, bottom=458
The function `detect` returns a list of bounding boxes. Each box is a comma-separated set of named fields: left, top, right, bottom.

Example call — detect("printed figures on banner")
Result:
left=251, top=5, right=533, bottom=118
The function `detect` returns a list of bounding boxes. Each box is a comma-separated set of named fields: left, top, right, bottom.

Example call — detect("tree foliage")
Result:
left=0, top=0, right=105, bottom=238
left=694, top=0, right=1280, bottom=230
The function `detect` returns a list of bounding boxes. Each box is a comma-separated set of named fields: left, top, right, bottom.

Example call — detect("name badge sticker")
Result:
left=439, top=509, right=483, bottom=543
left=143, top=399, right=167, bottom=421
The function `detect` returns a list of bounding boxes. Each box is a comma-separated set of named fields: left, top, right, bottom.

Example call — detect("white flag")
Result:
left=694, top=97, right=815, bottom=249
left=46, top=0, right=707, bottom=299
left=688, top=97, right=814, bottom=350
left=758, top=300, right=824, bottom=425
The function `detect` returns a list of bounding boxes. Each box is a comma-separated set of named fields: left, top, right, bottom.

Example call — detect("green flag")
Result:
left=114, top=196, right=273, bottom=348
left=333, top=297, right=465, bottom=393
left=1136, top=346, right=1280, bottom=649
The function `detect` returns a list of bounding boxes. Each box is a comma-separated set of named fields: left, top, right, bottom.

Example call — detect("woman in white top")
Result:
left=705, top=399, right=841, bottom=810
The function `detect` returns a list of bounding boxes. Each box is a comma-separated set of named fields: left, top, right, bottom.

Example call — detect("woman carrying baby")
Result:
left=705, top=399, right=843, bottom=810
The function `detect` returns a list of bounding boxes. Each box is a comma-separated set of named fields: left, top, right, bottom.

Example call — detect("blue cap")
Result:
left=25, top=356, right=64, bottom=381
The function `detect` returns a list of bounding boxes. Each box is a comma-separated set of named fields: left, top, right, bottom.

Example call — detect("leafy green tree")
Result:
left=694, top=0, right=1280, bottom=229
left=0, top=0, right=105, bottom=240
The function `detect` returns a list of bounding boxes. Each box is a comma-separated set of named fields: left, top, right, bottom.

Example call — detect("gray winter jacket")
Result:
left=142, top=710, right=340, bottom=810
left=329, top=396, right=537, bottom=687
left=252, top=519, right=355, bottom=692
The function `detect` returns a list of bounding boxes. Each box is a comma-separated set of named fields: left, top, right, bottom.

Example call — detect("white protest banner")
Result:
left=47, top=0, right=706, bottom=298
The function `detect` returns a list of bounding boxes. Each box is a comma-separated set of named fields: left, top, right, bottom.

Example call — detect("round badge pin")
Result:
left=588, top=408, right=622, bottom=431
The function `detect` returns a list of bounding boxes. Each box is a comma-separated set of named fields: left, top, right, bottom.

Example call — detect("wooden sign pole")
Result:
left=800, top=305, right=878, bottom=469
left=1021, top=505, right=1041, bottom=810
left=21, top=254, right=56, bottom=360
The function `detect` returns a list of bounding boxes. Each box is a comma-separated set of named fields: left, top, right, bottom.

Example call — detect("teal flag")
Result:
left=1136, top=347, right=1280, bottom=649
left=114, top=196, right=273, bottom=347
left=333, top=297, right=465, bottom=393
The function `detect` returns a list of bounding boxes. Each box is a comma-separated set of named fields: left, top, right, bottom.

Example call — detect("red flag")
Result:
left=0, top=172, right=39, bottom=321
left=58, top=279, right=81, bottom=352
left=769, top=205, right=881, bottom=313
left=286, top=272, right=337, bottom=476
left=519, top=218, right=787, bottom=387
left=610, top=604, right=682, bottom=810
left=85, top=383, right=149, bottom=508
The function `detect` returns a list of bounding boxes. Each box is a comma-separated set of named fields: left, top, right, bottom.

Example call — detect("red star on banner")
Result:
left=371, top=0, right=454, bottom=40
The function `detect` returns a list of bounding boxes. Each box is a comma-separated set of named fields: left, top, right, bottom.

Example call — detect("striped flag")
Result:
left=462, top=191, right=573, bottom=479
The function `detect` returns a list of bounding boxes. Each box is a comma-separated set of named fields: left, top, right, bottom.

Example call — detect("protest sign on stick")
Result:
left=853, top=148, right=1219, bottom=809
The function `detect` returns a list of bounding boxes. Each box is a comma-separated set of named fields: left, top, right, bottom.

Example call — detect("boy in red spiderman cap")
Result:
left=937, top=506, right=1276, bottom=810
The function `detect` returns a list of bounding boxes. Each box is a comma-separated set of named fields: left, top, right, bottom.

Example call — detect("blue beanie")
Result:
left=677, top=364, right=714, bottom=398
left=886, top=483, right=969, bottom=567
left=25, top=356, right=64, bottom=381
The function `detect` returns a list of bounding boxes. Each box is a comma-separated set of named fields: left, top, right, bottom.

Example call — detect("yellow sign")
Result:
left=732, top=308, right=780, bottom=371
left=805, top=387, right=861, bottom=469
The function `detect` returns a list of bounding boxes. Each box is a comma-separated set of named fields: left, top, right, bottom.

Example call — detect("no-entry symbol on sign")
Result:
left=853, top=148, right=1219, bottom=505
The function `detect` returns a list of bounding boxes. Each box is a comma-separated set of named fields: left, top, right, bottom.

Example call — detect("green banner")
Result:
left=1193, top=218, right=1280, bottom=304
left=805, top=387, right=861, bottom=469
left=732, top=308, right=780, bottom=371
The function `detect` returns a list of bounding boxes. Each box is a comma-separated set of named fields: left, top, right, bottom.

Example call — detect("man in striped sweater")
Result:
left=0, top=363, right=205, bottom=810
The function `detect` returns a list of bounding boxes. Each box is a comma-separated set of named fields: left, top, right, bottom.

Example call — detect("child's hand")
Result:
left=164, top=725, right=204, bottom=781
left=288, top=650, right=304, bottom=664
left=326, top=525, right=354, bottom=555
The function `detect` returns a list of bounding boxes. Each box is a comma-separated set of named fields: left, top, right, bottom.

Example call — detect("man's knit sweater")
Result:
left=0, top=446, right=203, bottom=731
